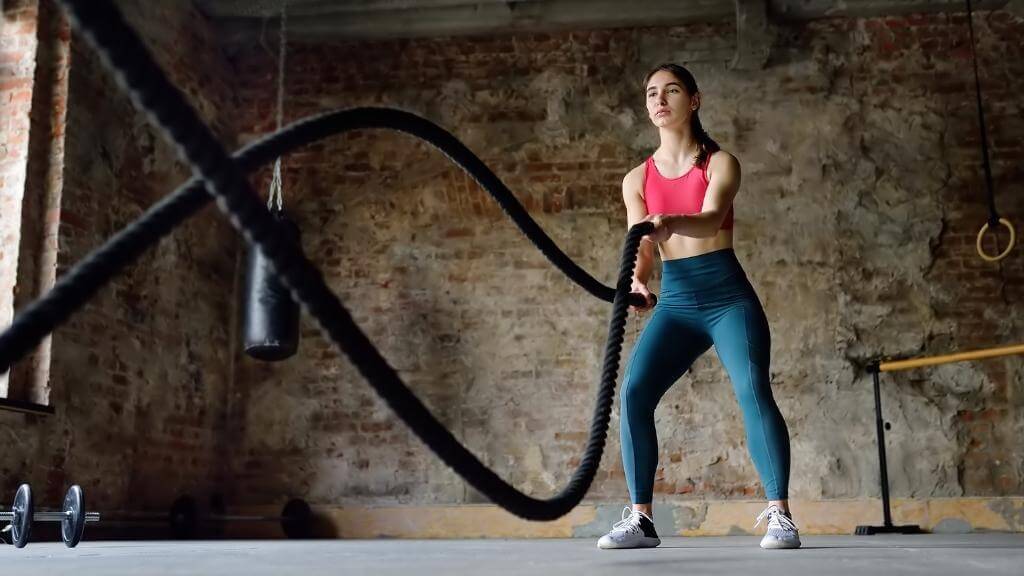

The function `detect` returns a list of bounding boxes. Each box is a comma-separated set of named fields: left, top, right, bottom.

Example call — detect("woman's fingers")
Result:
left=629, top=292, right=652, bottom=313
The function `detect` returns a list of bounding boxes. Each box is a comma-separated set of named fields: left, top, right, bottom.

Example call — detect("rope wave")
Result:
left=0, top=0, right=655, bottom=521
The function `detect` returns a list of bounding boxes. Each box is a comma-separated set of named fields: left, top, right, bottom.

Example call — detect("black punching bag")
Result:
left=242, top=209, right=301, bottom=361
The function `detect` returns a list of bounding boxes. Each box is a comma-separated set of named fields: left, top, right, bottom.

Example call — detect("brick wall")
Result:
left=0, top=0, right=242, bottom=511
left=0, top=0, right=39, bottom=397
left=3, top=3, right=1021, bottom=519
left=8, top=0, right=70, bottom=405
left=224, top=10, right=1023, bottom=507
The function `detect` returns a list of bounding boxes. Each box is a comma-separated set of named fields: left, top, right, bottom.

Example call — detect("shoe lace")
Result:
left=754, top=505, right=798, bottom=532
left=610, top=507, right=645, bottom=535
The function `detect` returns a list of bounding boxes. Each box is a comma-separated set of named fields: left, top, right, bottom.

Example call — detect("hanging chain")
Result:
left=267, top=1, right=287, bottom=212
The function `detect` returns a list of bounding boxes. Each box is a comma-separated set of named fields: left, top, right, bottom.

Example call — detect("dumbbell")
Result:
left=0, top=484, right=100, bottom=548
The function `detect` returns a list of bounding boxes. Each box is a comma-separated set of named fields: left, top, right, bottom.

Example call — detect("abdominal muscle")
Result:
left=657, top=228, right=733, bottom=261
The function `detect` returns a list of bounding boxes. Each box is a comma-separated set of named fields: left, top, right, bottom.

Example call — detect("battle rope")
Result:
left=0, top=108, right=652, bottom=368
left=965, top=0, right=1015, bottom=262
left=0, top=0, right=656, bottom=521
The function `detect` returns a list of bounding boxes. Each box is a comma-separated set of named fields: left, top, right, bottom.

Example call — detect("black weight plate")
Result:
left=61, top=485, right=86, bottom=548
left=169, top=495, right=199, bottom=539
left=11, top=483, right=32, bottom=548
left=280, top=498, right=312, bottom=539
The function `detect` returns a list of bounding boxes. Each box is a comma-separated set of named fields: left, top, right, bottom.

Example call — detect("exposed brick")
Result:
left=0, top=0, right=241, bottom=510
left=3, top=2, right=1022, bottom=516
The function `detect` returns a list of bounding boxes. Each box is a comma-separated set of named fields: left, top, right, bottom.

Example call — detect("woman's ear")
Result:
left=691, top=92, right=701, bottom=111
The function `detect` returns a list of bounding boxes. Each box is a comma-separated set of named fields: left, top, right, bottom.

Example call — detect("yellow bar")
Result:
left=879, top=344, right=1024, bottom=372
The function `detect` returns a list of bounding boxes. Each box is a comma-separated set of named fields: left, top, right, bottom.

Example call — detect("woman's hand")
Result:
left=629, top=280, right=655, bottom=313
left=640, top=214, right=672, bottom=244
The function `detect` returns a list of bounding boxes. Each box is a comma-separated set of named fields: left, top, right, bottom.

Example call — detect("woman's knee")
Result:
left=620, top=374, right=658, bottom=416
left=732, top=371, right=778, bottom=413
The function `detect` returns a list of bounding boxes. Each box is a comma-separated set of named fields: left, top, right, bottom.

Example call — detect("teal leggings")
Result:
left=621, top=249, right=790, bottom=503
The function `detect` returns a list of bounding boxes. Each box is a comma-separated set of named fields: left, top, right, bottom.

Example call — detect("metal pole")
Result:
left=855, top=363, right=921, bottom=535
left=872, top=368, right=893, bottom=528
left=879, top=343, right=1024, bottom=372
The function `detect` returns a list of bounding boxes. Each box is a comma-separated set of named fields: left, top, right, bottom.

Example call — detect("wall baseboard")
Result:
left=224, top=497, right=1024, bottom=539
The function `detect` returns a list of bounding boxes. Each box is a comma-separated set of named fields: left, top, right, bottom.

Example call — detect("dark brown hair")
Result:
left=643, top=63, right=720, bottom=168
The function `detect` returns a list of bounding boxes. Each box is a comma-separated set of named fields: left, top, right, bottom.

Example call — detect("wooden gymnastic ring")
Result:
left=976, top=218, right=1015, bottom=262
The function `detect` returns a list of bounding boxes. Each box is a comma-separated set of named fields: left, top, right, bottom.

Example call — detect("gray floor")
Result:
left=1, top=534, right=1022, bottom=575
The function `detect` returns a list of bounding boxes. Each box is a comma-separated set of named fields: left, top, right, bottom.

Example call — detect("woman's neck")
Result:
left=656, top=126, right=699, bottom=165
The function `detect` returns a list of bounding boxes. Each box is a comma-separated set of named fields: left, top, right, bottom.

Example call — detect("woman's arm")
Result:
left=622, top=166, right=656, bottom=307
left=645, top=152, right=742, bottom=241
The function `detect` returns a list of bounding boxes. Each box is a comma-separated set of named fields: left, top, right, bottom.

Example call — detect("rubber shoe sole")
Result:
left=597, top=536, right=661, bottom=549
left=760, top=534, right=801, bottom=549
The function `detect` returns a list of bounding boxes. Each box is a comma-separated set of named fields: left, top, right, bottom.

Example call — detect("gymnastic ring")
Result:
left=976, top=218, right=1016, bottom=262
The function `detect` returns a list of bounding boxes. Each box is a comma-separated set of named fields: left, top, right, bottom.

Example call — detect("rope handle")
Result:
left=976, top=218, right=1016, bottom=262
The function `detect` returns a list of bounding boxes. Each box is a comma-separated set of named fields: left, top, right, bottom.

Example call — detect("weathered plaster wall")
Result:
left=6, top=3, right=1021, bottom=527
left=226, top=10, right=1023, bottom=509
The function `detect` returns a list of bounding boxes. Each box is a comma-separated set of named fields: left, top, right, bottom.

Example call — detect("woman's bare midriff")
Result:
left=657, top=228, right=733, bottom=261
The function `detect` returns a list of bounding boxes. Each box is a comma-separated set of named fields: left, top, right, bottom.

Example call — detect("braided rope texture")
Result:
left=0, top=0, right=656, bottom=521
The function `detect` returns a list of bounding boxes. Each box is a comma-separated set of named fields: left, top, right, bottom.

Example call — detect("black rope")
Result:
left=0, top=108, right=651, bottom=372
left=1, top=0, right=657, bottom=521
left=965, top=0, right=1000, bottom=227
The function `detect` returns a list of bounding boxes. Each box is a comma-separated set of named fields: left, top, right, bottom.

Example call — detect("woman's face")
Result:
left=645, top=70, right=699, bottom=129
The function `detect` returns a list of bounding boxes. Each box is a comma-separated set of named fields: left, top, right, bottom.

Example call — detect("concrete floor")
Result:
left=0, top=534, right=1022, bottom=575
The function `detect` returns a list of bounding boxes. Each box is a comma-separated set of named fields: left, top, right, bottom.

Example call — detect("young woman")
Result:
left=597, top=63, right=800, bottom=550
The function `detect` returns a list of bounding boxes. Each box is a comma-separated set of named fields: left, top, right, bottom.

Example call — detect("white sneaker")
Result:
left=596, top=507, right=661, bottom=549
left=755, top=504, right=801, bottom=549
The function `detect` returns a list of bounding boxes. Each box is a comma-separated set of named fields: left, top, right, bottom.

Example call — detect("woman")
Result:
left=597, top=63, right=799, bottom=550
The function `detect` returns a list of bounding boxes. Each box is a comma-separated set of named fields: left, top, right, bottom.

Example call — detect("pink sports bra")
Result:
left=642, top=156, right=733, bottom=230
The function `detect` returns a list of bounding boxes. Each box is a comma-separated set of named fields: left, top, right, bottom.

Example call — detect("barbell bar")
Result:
left=0, top=484, right=100, bottom=548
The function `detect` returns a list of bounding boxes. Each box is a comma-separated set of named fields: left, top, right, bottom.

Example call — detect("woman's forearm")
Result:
left=665, top=212, right=725, bottom=239
left=632, top=241, right=655, bottom=285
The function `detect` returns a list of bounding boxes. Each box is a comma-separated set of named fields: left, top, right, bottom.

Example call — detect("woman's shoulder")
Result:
left=621, top=161, right=648, bottom=202
left=622, top=161, right=647, bottom=187
left=705, top=149, right=740, bottom=179
left=708, top=149, right=739, bottom=165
